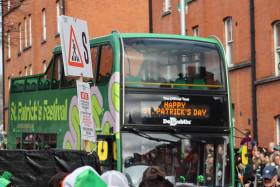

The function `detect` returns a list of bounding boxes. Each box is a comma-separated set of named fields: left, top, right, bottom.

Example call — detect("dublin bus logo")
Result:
left=163, top=117, right=191, bottom=126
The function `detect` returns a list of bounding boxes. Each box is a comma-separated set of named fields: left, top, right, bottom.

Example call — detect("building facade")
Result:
left=3, top=0, right=280, bottom=148
left=151, top=0, right=280, bottom=148
left=2, top=0, right=149, bottom=131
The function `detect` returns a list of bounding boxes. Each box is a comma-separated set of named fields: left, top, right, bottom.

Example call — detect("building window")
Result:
left=8, top=31, right=11, bottom=59
left=19, top=23, right=22, bottom=51
left=8, top=0, right=10, bottom=11
left=24, top=17, right=27, bottom=47
left=57, top=1, right=61, bottom=33
left=25, top=66, right=28, bottom=76
left=43, top=61, right=47, bottom=79
left=232, top=104, right=236, bottom=146
left=43, top=9, right=46, bottom=40
left=43, top=61, right=47, bottom=72
left=19, top=71, right=22, bottom=77
left=193, top=26, right=199, bottom=37
left=8, top=77, right=11, bottom=90
left=274, top=21, right=280, bottom=76
left=29, top=65, right=32, bottom=75
left=29, top=14, right=32, bottom=45
left=225, top=17, right=233, bottom=66
left=277, top=116, right=280, bottom=144
left=164, top=0, right=171, bottom=12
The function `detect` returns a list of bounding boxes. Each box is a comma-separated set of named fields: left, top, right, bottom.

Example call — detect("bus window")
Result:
left=39, top=59, right=53, bottom=90
left=22, top=133, right=34, bottom=150
left=96, top=44, right=113, bottom=85
left=51, top=54, right=62, bottom=89
left=91, top=46, right=97, bottom=82
left=82, top=46, right=97, bottom=84
left=122, top=132, right=232, bottom=187
left=16, top=137, right=21, bottom=149
left=123, top=38, right=225, bottom=90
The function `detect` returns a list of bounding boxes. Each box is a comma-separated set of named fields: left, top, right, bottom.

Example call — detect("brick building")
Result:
left=3, top=0, right=280, bottom=148
left=2, top=0, right=149, bottom=130
left=151, top=0, right=280, bottom=148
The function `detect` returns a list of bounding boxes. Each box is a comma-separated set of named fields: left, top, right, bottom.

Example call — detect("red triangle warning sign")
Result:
left=68, top=25, right=84, bottom=68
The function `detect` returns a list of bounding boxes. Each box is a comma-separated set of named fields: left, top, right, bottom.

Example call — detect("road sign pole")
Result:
left=78, top=74, right=90, bottom=153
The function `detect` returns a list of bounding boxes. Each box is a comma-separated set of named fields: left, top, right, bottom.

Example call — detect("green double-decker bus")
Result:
left=8, top=32, right=234, bottom=186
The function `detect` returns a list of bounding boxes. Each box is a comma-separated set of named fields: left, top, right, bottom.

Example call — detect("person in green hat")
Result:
left=0, top=171, right=14, bottom=187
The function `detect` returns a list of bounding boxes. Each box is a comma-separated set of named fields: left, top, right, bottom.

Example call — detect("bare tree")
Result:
left=1, top=0, right=31, bottom=48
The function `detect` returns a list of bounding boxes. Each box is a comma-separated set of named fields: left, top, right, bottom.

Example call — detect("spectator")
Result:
left=142, top=166, right=166, bottom=180
left=139, top=174, right=174, bottom=187
left=139, top=166, right=174, bottom=187
left=261, top=165, right=278, bottom=187
left=270, top=145, right=280, bottom=162
left=101, top=170, right=129, bottom=187
left=269, top=142, right=276, bottom=154
left=240, top=129, right=252, bottom=150
left=0, top=171, right=14, bottom=187
left=0, top=132, right=7, bottom=150
left=48, top=172, right=69, bottom=187
left=61, top=166, right=107, bottom=187
left=265, top=152, right=272, bottom=166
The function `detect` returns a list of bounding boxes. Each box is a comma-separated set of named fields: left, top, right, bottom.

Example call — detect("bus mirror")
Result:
left=98, top=141, right=108, bottom=161
left=113, top=141, right=117, bottom=161
left=242, top=145, right=248, bottom=165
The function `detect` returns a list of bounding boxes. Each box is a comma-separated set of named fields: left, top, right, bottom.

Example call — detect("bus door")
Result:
left=184, top=136, right=231, bottom=187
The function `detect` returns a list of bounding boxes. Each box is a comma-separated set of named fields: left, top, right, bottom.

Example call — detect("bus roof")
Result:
left=119, top=33, right=219, bottom=44
left=52, top=32, right=220, bottom=54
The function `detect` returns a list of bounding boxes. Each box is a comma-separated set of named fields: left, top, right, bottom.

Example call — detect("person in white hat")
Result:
left=101, top=170, right=129, bottom=187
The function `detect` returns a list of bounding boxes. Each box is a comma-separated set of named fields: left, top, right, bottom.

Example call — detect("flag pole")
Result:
left=180, top=0, right=186, bottom=35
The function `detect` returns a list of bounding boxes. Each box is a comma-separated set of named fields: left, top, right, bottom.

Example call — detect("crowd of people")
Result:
left=2, top=128, right=280, bottom=186
left=0, top=131, right=7, bottom=150
left=235, top=129, right=280, bottom=187
left=0, top=165, right=178, bottom=187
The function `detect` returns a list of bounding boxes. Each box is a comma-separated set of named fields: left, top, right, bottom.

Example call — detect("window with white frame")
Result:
left=57, top=1, right=61, bottom=33
left=29, top=65, right=32, bottom=75
left=25, top=66, right=28, bottom=76
left=19, top=23, right=22, bottom=51
left=225, top=17, right=233, bottom=66
left=29, top=14, right=32, bottom=45
left=43, top=9, right=46, bottom=40
left=164, top=0, right=171, bottom=12
left=43, top=61, right=47, bottom=79
left=8, top=0, right=10, bottom=11
left=193, top=26, right=199, bottom=37
left=276, top=116, right=280, bottom=145
left=24, top=17, right=27, bottom=47
left=43, top=61, right=47, bottom=72
left=8, top=31, right=11, bottom=59
left=19, top=71, right=22, bottom=77
left=274, top=21, right=280, bottom=76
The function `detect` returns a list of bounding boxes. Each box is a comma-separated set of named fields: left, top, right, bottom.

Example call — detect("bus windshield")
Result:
left=124, top=38, right=225, bottom=90
left=122, top=132, right=231, bottom=187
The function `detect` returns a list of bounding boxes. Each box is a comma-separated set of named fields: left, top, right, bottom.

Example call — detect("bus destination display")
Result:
left=141, top=96, right=209, bottom=126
